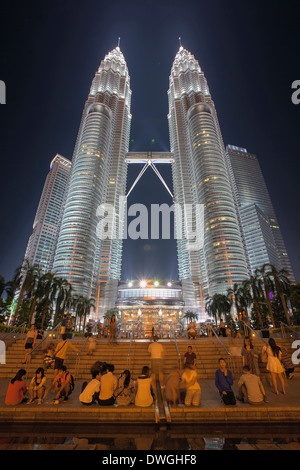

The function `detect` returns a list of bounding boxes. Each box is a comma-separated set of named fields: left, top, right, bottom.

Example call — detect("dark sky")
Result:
left=0, top=0, right=299, bottom=284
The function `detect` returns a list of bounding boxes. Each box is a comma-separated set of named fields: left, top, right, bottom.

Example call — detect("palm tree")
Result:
left=205, top=294, right=231, bottom=324
left=227, top=283, right=243, bottom=318
left=266, top=264, right=292, bottom=326
left=242, top=274, right=264, bottom=330
left=11, top=260, right=39, bottom=325
left=183, top=310, right=198, bottom=326
left=38, top=271, right=59, bottom=328
left=255, top=264, right=276, bottom=327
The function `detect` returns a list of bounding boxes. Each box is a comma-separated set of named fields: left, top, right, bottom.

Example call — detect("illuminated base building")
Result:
left=116, top=280, right=186, bottom=338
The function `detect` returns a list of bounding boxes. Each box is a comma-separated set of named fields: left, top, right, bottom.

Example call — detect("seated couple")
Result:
left=80, top=365, right=135, bottom=406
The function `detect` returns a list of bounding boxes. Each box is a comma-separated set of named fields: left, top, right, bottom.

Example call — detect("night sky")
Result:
left=0, top=0, right=299, bottom=285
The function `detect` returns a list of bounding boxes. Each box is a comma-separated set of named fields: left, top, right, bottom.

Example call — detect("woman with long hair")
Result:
left=135, top=366, right=155, bottom=407
left=115, top=369, right=135, bottom=406
left=241, top=336, right=260, bottom=376
left=5, top=369, right=27, bottom=405
left=262, top=338, right=286, bottom=395
left=108, top=314, right=117, bottom=345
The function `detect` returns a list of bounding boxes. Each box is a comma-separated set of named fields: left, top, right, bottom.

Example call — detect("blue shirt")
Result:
left=215, top=368, right=233, bottom=393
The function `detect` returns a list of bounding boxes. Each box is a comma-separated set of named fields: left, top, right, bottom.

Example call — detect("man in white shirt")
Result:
left=98, top=364, right=117, bottom=405
left=148, top=337, right=164, bottom=386
left=237, top=365, right=268, bottom=405
left=79, top=369, right=101, bottom=405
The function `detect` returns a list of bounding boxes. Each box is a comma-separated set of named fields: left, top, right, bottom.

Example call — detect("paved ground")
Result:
left=0, top=375, right=299, bottom=450
left=0, top=374, right=299, bottom=410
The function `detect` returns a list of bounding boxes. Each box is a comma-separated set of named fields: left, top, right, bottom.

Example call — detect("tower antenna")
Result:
left=179, top=37, right=182, bottom=47
left=118, top=37, right=121, bottom=48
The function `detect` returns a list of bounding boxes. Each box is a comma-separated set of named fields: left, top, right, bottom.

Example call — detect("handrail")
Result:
left=74, top=334, right=90, bottom=380
left=25, top=322, right=62, bottom=374
left=240, top=320, right=269, bottom=346
left=169, top=323, right=181, bottom=369
left=209, top=324, right=230, bottom=356
left=2, top=322, right=27, bottom=343
left=280, top=321, right=300, bottom=339
left=127, top=324, right=135, bottom=371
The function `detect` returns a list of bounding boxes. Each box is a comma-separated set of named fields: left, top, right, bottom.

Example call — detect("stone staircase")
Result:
left=1, top=336, right=298, bottom=381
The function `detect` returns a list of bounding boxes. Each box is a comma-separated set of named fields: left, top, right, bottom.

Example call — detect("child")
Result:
left=44, top=343, right=55, bottom=369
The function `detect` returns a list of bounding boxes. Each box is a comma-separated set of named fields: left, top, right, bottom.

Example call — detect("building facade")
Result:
left=24, top=45, right=294, bottom=324
left=53, top=46, right=132, bottom=312
left=168, top=47, right=249, bottom=312
left=225, top=144, right=295, bottom=281
left=24, top=154, right=71, bottom=273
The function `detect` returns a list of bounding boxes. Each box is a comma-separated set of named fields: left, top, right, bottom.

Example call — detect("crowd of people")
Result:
left=4, top=328, right=296, bottom=408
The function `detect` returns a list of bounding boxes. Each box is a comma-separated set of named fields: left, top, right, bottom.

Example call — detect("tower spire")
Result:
left=118, top=37, right=121, bottom=48
left=179, top=37, right=182, bottom=48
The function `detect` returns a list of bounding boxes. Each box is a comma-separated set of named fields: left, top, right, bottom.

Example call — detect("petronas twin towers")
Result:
left=50, top=43, right=250, bottom=315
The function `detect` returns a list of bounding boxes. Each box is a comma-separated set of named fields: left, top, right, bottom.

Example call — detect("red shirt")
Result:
left=5, top=380, right=27, bottom=405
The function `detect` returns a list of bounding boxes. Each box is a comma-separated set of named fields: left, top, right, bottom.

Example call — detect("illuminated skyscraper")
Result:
left=53, top=46, right=132, bottom=311
left=168, top=46, right=249, bottom=309
left=24, top=154, right=71, bottom=273
left=226, top=145, right=295, bottom=281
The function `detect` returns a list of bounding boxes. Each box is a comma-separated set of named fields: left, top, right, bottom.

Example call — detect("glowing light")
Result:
left=140, top=280, right=147, bottom=288
left=154, top=281, right=159, bottom=287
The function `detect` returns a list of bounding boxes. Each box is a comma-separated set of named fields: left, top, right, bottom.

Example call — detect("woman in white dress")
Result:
left=262, top=338, right=286, bottom=395
left=134, top=366, right=154, bottom=407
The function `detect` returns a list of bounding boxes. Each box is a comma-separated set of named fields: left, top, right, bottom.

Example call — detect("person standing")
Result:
left=148, top=337, right=164, bottom=386
left=23, top=325, right=37, bottom=363
left=215, top=358, right=236, bottom=405
left=108, top=314, right=117, bottom=345
left=280, top=346, right=295, bottom=380
left=241, top=336, right=260, bottom=376
left=262, top=338, right=286, bottom=395
left=53, top=334, right=80, bottom=375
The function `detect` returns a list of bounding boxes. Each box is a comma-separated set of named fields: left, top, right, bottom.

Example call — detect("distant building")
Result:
left=24, top=154, right=71, bottom=273
left=226, top=145, right=295, bottom=281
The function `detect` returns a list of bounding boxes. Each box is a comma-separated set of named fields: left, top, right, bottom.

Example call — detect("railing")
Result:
left=169, top=323, right=181, bottom=369
left=209, top=324, right=230, bottom=356
left=25, top=322, right=61, bottom=375
left=2, top=322, right=27, bottom=347
left=74, top=335, right=90, bottom=380
left=280, top=321, right=300, bottom=339
left=240, top=320, right=269, bottom=346
left=127, top=324, right=135, bottom=371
